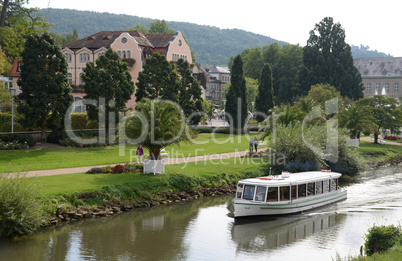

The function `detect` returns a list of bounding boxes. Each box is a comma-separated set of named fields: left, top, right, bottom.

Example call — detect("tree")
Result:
left=0, top=0, right=50, bottom=57
left=306, top=83, right=342, bottom=107
left=136, top=53, right=179, bottom=103
left=176, top=58, right=203, bottom=125
left=356, top=95, right=402, bottom=143
left=202, top=99, right=214, bottom=119
left=243, top=47, right=264, bottom=80
left=128, top=19, right=175, bottom=34
left=226, top=54, right=247, bottom=129
left=297, top=17, right=364, bottom=100
left=17, top=33, right=73, bottom=141
left=255, top=63, right=274, bottom=122
left=338, top=103, right=377, bottom=139
left=123, top=98, right=192, bottom=160
left=82, top=48, right=135, bottom=142
left=0, top=46, right=11, bottom=76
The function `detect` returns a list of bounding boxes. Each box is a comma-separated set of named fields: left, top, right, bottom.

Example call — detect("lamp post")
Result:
left=251, top=101, right=255, bottom=120
left=10, top=87, right=16, bottom=133
left=223, top=99, right=226, bottom=127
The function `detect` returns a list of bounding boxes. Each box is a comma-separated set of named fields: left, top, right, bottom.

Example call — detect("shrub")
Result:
left=0, top=133, right=36, bottom=148
left=364, top=224, right=401, bottom=256
left=111, top=164, right=125, bottom=173
left=0, top=173, right=45, bottom=237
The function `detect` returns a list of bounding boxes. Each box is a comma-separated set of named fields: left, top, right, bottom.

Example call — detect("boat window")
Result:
left=242, top=185, right=255, bottom=200
left=307, top=182, right=315, bottom=196
left=331, top=179, right=338, bottom=191
left=266, top=187, right=278, bottom=202
left=255, top=186, right=267, bottom=201
left=316, top=181, right=323, bottom=194
left=291, top=185, right=297, bottom=200
left=298, top=184, right=306, bottom=198
left=236, top=184, right=244, bottom=198
left=323, top=180, right=330, bottom=193
left=280, top=186, right=290, bottom=201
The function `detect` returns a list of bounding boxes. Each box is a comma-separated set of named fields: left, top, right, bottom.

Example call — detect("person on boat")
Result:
left=136, top=144, right=144, bottom=163
left=254, top=136, right=258, bottom=152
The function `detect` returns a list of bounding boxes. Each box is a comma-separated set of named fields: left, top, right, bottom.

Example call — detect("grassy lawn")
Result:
left=357, top=141, right=402, bottom=165
left=0, top=133, right=256, bottom=173
left=30, top=157, right=264, bottom=196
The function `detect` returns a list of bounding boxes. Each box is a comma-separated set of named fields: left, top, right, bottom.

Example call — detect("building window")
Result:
left=117, top=51, right=121, bottom=58
left=366, top=83, right=371, bottom=92
left=65, top=53, right=72, bottom=63
left=79, top=53, right=90, bottom=63
left=395, top=83, right=399, bottom=92
left=68, top=73, right=72, bottom=84
left=375, top=83, right=380, bottom=94
left=121, top=37, right=128, bottom=44
left=122, top=51, right=126, bottom=58
left=73, top=97, right=85, bottom=113
left=79, top=73, right=84, bottom=85
left=127, top=50, right=131, bottom=58
left=178, top=39, right=182, bottom=46
left=385, top=83, right=389, bottom=93
left=97, top=52, right=105, bottom=58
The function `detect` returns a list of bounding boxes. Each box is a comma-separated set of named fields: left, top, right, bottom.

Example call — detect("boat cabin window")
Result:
left=307, top=182, right=315, bottom=196
left=323, top=180, right=330, bottom=193
left=291, top=185, right=297, bottom=200
left=280, top=186, right=290, bottom=201
left=315, top=181, right=323, bottom=195
left=266, top=187, right=278, bottom=202
left=255, top=186, right=267, bottom=201
left=330, top=179, right=338, bottom=191
left=236, top=184, right=244, bottom=198
left=298, top=184, right=306, bottom=198
left=242, top=185, right=255, bottom=200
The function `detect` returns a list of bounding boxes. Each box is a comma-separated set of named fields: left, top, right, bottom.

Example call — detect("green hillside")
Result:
left=38, top=8, right=391, bottom=67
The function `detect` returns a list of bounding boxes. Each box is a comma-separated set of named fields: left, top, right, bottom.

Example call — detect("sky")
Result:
left=27, top=0, right=402, bottom=57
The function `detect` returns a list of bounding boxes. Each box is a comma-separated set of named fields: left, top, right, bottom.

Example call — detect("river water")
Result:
left=1, top=166, right=401, bottom=261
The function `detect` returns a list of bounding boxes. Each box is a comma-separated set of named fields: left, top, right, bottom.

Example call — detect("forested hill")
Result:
left=38, top=8, right=391, bottom=67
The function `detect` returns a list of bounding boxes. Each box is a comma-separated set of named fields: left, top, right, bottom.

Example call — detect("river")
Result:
left=0, top=166, right=401, bottom=261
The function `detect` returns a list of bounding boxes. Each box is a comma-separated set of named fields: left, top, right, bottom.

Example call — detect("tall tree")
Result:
left=296, top=17, right=364, bottom=100
left=176, top=58, right=203, bottom=125
left=226, top=54, right=247, bottom=129
left=82, top=48, right=135, bottom=142
left=136, top=53, right=179, bottom=103
left=17, top=33, right=73, bottom=141
left=255, top=63, right=274, bottom=122
left=0, top=0, right=50, bottom=57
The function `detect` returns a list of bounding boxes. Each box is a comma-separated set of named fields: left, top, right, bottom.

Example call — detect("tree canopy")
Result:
left=255, top=63, right=274, bottom=122
left=135, top=53, right=179, bottom=103
left=17, top=33, right=73, bottom=141
left=82, top=48, right=135, bottom=142
left=296, top=17, right=364, bottom=100
left=128, top=19, right=176, bottom=34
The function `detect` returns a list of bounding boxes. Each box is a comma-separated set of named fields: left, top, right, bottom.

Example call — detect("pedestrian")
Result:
left=136, top=144, right=144, bottom=163
left=254, top=136, right=258, bottom=152
left=249, top=138, right=254, bottom=152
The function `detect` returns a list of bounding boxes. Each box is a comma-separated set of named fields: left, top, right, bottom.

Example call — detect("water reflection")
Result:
left=231, top=213, right=345, bottom=251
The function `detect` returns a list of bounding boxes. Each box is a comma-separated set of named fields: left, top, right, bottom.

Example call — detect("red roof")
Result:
left=8, top=59, right=20, bottom=77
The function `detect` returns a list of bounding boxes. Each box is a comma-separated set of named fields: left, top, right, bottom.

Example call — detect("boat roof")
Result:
left=239, top=171, right=342, bottom=186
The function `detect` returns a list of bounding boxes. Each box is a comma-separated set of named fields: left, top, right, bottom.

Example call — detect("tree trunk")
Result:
left=41, top=117, right=47, bottom=142
left=374, top=133, right=378, bottom=144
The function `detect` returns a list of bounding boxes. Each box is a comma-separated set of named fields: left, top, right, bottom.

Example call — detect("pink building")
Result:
left=9, top=30, right=193, bottom=110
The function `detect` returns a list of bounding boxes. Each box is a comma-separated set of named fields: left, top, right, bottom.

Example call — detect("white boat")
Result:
left=233, top=170, right=347, bottom=218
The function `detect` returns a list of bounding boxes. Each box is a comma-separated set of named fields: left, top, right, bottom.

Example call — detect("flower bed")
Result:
left=86, top=163, right=143, bottom=174
left=241, top=149, right=270, bottom=158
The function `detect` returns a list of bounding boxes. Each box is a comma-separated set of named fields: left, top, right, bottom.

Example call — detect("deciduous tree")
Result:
left=17, top=33, right=73, bottom=141
left=82, top=48, right=135, bottom=142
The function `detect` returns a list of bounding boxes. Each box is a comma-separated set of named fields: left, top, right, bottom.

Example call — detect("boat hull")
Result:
left=233, top=189, right=347, bottom=218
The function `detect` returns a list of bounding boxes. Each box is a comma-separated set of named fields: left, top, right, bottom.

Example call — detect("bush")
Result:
left=0, top=173, right=45, bottom=237
left=364, top=224, right=401, bottom=256
left=0, top=112, right=25, bottom=132
left=0, top=133, right=36, bottom=148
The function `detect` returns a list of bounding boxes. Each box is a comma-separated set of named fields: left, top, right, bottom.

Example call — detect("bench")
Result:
left=160, top=148, right=170, bottom=157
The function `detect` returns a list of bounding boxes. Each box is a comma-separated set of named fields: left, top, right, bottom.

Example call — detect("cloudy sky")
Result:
left=27, top=0, right=402, bottom=56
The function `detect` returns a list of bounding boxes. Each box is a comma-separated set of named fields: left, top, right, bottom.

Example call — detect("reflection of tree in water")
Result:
left=231, top=213, right=346, bottom=252
left=0, top=196, right=232, bottom=261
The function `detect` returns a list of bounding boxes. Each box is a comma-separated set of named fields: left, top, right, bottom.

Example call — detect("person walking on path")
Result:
left=249, top=138, right=254, bottom=152
left=254, top=136, right=258, bottom=152
left=136, top=145, right=144, bottom=163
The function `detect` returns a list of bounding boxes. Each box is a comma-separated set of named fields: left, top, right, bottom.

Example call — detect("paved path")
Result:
left=360, top=136, right=402, bottom=146
left=23, top=150, right=252, bottom=178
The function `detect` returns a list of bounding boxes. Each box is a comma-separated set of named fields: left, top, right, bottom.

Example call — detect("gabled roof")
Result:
left=145, top=33, right=176, bottom=48
left=354, top=57, right=402, bottom=77
left=207, top=65, right=230, bottom=74
left=8, top=59, right=20, bottom=77
left=63, top=30, right=153, bottom=50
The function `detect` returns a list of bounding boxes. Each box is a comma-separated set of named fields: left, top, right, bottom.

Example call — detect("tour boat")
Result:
left=232, top=170, right=347, bottom=218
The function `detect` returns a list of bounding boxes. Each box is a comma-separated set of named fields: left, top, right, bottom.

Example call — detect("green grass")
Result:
left=0, top=133, right=256, bottom=173
left=357, top=141, right=402, bottom=165
left=30, top=157, right=264, bottom=196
